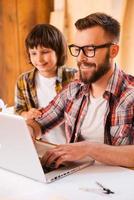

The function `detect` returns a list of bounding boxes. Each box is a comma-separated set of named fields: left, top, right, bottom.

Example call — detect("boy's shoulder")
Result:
left=17, top=68, right=36, bottom=81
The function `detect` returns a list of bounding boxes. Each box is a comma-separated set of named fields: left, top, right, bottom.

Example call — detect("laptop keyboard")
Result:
left=42, top=163, right=66, bottom=174
left=42, top=163, right=56, bottom=173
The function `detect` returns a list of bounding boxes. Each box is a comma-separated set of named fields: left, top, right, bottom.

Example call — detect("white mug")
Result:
left=0, top=99, right=7, bottom=112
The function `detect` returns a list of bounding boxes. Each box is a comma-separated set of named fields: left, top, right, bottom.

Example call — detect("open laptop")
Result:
left=0, top=113, right=94, bottom=183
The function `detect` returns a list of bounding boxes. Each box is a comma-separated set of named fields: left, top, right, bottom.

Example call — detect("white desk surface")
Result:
left=0, top=162, right=134, bottom=200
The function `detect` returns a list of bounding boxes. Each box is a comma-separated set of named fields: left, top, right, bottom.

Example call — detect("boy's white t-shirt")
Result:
left=81, top=94, right=107, bottom=143
left=35, top=72, right=66, bottom=144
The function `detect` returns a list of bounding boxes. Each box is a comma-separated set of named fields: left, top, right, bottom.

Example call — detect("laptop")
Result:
left=0, top=113, right=94, bottom=183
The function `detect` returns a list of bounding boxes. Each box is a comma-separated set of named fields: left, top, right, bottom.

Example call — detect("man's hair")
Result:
left=25, top=24, right=67, bottom=67
left=75, top=12, right=120, bottom=43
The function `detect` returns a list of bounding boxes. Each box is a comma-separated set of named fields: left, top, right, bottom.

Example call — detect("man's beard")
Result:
left=78, top=51, right=111, bottom=84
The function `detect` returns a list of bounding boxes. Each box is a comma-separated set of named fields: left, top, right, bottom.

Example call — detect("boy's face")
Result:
left=28, top=45, right=57, bottom=77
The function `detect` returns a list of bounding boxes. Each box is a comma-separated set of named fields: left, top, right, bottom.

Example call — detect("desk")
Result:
left=0, top=162, right=134, bottom=200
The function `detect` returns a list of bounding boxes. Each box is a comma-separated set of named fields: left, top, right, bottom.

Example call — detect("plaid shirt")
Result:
left=14, top=68, right=62, bottom=114
left=14, top=68, right=39, bottom=114
left=36, top=65, right=134, bottom=145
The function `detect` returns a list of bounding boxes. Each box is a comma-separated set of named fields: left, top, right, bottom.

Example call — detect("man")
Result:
left=27, top=12, right=134, bottom=168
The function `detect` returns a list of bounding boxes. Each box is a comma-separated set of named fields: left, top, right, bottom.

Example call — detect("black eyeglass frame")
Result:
left=68, top=43, right=114, bottom=58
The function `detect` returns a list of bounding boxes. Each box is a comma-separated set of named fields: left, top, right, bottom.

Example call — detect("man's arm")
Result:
left=85, top=142, right=134, bottom=167
left=26, top=119, right=42, bottom=139
left=42, top=141, right=134, bottom=168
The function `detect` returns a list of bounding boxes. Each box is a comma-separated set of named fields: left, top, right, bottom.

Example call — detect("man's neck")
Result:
left=90, top=67, right=114, bottom=98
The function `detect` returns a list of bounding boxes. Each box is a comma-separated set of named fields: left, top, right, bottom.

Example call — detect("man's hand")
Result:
left=41, top=141, right=90, bottom=168
left=21, top=108, right=42, bottom=120
left=39, top=139, right=134, bottom=168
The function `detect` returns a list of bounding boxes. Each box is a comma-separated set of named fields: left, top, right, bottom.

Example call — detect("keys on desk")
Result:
left=96, top=181, right=114, bottom=194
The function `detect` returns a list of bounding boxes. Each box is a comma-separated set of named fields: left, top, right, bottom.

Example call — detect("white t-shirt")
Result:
left=81, top=94, right=107, bottom=143
left=35, top=72, right=66, bottom=144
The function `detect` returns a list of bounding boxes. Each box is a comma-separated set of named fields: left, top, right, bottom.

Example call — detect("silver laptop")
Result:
left=0, top=113, right=94, bottom=183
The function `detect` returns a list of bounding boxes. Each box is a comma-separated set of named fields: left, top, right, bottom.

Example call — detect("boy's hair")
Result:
left=75, top=12, right=120, bottom=43
left=25, top=24, right=67, bottom=67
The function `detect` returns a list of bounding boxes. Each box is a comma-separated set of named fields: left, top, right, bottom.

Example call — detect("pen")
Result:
left=96, top=181, right=114, bottom=194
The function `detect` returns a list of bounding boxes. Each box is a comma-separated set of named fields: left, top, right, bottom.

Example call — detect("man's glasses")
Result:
left=68, top=43, right=113, bottom=58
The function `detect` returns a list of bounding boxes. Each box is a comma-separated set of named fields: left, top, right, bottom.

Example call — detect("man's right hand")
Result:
left=41, top=141, right=90, bottom=168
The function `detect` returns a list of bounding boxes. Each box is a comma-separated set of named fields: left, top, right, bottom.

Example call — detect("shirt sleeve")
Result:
left=35, top=81, right=80, bottom=134
left=35, top=86, right=69, bottom=134
left=14, top=75, right=28, bottom=115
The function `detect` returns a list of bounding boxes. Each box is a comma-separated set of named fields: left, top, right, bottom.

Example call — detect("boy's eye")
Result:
left=29, top=51, right=51, bottom=55
left=30, top=52, right=36, bottom=56
left=42, top=49, right=52, bottom=54
left=42, top=51, right=50, bottom=53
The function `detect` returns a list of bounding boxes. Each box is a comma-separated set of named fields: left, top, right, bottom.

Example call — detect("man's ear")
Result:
left=110, top=44, right=119, bottom=58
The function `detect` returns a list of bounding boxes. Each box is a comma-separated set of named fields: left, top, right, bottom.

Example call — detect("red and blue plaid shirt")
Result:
left=37, top=65, right=134, bottom=145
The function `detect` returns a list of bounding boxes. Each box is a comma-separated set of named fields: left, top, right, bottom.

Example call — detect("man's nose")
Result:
left=77, top=49, right=87, bottom=62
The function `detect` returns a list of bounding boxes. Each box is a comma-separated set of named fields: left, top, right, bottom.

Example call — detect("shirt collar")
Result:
left=28, top=67, right=37, bottom=87
left=78, top=64, right=120, bottom=98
